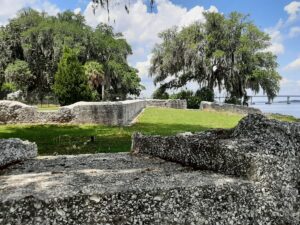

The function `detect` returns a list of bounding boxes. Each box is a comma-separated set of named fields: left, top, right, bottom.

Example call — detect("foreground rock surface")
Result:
left=132, top=114, right=300, bottom=224
left=0, top=153, right=283, bottom=225
left=1, top=114, right=299, bottom=224
left=0, top=139, right=37, bottom=168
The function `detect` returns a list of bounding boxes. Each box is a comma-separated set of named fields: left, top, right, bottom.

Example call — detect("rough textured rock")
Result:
left=132, top=114, right=300, bottom=224
left=0, top=99, right=186, bottom=125
left=36, top=108, right=74, bottom=123
left=0, top=139, right=37, bottom=168
left=1, top=115, right=300, bottom=224
left=6, top=90, right=23, bottom=101
left=0, top=100, right=37, bottom=124
left=0, top=153, right=288, bottom=225
left=200, top=101, right=262, bottom=114
left=146, top=99, right=187, bottom=109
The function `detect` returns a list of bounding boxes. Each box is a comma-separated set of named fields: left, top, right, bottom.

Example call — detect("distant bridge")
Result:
left=215, top=95, right=300, bottom=104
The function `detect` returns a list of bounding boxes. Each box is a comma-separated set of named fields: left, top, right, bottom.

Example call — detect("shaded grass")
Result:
left=0, top=108, right=243, bottom=155
left=269, top=113, right=300, bottom=123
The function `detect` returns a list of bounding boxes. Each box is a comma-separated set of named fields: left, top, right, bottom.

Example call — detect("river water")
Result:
left=251, top=103, right=300, bottom=118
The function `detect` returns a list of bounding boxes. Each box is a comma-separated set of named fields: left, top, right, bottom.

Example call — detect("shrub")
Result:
left=195, top=87, right=214, bottom=102
left=171, top=87, right=214, bottom=109
left=152, top=88, right=169, bottom=99
left=53, top=47, right=92, bottom=106
left=225, top=96, right=242, bottom=105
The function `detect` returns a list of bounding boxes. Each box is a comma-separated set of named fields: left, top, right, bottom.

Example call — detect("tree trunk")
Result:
left=102, top=84, right=105, bottom=101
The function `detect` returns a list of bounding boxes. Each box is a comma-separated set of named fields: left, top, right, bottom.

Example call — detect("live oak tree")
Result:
left=150, top=12, right=281, bottom=103
left=4, top=60, right=33, bottom=97
left=0, top=9, right=143, bottom=102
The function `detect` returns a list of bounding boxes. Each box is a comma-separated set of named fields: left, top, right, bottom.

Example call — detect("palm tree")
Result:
left=84, top=61, right=106, bottom=100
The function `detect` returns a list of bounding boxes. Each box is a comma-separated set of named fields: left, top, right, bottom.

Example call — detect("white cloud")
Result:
left=135, top=54, right=153, bottom=79
left=284, top=1, right=300, bottom=22
left=83, top=0, right=218, bottom=97
left=32, top=0, right=60, bottom=16
left=0, top=0, right=34, bottom=25
left=280, top=78, right=292, bottom=86
left=74, top=8, right=82, bottom=15
left=265, top=26, right=285, bottom=55
left=289, top=26, right=300, bottom=37
left=84, top=0, right=213, bottom=47
left=297, top=80, right=300, bottom=87
left=0, top=0, right=60, bottom=25
left=284, top=57, right=300, bottom=71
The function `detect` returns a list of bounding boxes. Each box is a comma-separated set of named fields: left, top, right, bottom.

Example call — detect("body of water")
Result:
left=251, top=102, right=300, bottom=118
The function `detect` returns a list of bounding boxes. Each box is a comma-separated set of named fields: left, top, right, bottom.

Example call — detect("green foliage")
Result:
left=0, top=107, right=242, bottom=155
left=0, top=9, right=142, bottom=101
left=1, top=82, right=17, bottom=92
left=53, top=47, right=92, bottom=106
left=224, top=96, right=242, bottom=105
left=84, top=61, right=105, bottom=100
left=152, top=87, right=169, bottom=99
left=4, top=60, right=33, bottom=93
left=106, top=60, right=144, bottom=100
left=150, top=12, right=281, bottom=103
left=171, top=90, right=199, bottom=109
left=195, top=87, right=215, bottom=102
left=171, top=87, right=215, bottom=109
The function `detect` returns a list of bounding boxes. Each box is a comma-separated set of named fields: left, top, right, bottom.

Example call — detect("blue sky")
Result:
left=0, top=0, right=299, bottom=97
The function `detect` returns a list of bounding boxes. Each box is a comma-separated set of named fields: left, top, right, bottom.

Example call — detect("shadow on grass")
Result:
left=0, top=122, right=215, bottom=155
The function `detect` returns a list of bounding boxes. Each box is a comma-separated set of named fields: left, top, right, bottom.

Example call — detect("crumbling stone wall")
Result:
left=0, top=101, right=74, bottom=124
left=0, top=100, right=186, bottom=125
left=64, top=100, right=146, bottom=125
left=200, top=101, right=262, bottom=114
left=146, top=99, right=187, bottom=109
left=0, top=100, right=37, bottom=124
left=132, top=114, right=300, bottom=224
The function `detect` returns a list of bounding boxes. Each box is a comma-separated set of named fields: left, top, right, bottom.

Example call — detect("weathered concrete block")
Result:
left=36, top=108, right=74, bottom=123
left=146, top=99, right=187, bottom=109
left=64, top=100, right=146, bottom=125
left=0, top=99, right=187, bottom=125
left=0, top=139, right=37, bottom=168
left=200, top=101, right=262, bottom=114
left=0, top=100, right=147, bottom=125
left=0, top=100, right=37, bottom=124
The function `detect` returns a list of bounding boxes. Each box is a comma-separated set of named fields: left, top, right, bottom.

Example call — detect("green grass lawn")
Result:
left=36, top=104, right=60, bottom=111
left=0, top=108, right=243, bottom=155
left=0, top=108, right=298, bottom=155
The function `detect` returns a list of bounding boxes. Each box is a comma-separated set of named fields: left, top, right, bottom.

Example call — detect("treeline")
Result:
left=150, top=12, right=281, bottom=104
left=0, top=9, right=143, bottom=105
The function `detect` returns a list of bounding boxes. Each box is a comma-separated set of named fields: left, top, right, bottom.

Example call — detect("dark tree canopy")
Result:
left=53, top=47, right=92, bottom=106
left=0, top=8, right=143, bottom=102
left=150, top=12, right=281, bottom=102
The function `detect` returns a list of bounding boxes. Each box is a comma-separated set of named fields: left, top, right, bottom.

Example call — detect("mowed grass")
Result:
left=0, top=108, right=244, bottom=155
left=36, top=104, right=60, bottom=111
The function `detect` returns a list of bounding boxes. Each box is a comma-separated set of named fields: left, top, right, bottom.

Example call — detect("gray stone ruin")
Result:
left=0, top=99, right=187, bottom=125
left=200, top=101, right=262, bottom=114
left=0, top=114, right=299, bottom=224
